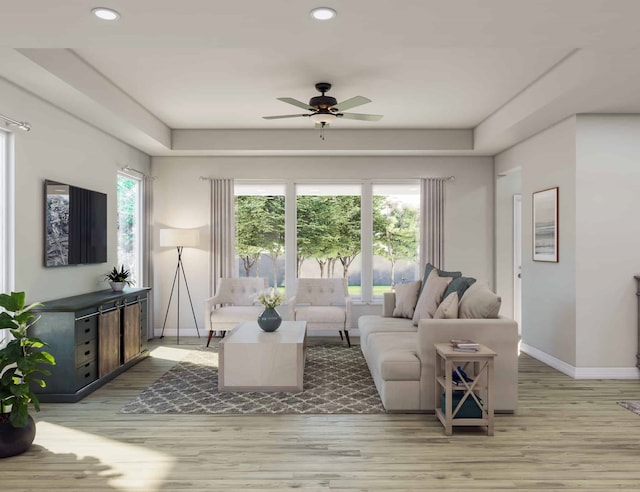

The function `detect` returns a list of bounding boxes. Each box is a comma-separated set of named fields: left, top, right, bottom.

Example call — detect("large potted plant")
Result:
left=0, top=292, right=55, bottom=458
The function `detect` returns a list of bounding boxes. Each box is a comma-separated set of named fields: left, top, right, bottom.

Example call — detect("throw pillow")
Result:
left=458, top=282, right=501, bottom=319
left=392, top=280, right=422, bottom=319
left=443, top=276, right=476, bottom=302
left=419, top=263, right=462, bottom=295
left=434, top=292, right=459, bottom=319
left=412, top=270, right=453, bottom=325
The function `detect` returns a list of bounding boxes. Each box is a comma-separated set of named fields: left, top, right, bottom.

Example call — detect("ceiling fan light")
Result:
left=310, top=7, right=337, bottom=21
left=309, top=113, right=337, bottom=124
left=92, top=7, right=120, bottom=21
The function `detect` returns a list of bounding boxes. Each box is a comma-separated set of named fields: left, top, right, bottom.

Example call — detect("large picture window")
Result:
left=372, top=182, right=421, bottom=295
left=235, top=183, right=286, bottom=288
left=117, top=173, right=144, bottom=286
left=296, top=183, right=362, bottom=295
left=233, top=180, right=420, bottom=303
left=0, top=130, right=10, bottom=347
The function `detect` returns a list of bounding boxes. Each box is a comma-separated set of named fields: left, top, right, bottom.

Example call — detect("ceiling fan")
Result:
left=262, top=82, right=383, bottom=128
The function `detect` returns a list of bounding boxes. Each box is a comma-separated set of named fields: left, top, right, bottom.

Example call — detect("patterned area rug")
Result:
left=121, top=345, right=385, bottom=414
left=618, top=401, right=640, bottom=416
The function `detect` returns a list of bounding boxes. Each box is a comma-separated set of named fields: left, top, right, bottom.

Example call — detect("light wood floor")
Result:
left=3, top=336, right=640, bottom=491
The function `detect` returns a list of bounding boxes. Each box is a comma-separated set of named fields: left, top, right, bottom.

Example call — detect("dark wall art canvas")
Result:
left=533, top=187, right=559, bottom=262
left=45, top=182, right=70, bottom=266
left=44, top=180, right=108, bottom=267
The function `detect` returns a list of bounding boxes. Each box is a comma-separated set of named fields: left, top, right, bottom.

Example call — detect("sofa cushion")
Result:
left=412, top=270, right=452, bottom=325
left=420, top=263, right=462, bottom=295
left=443, top=276, right=476, bottom=303
left=358, top=315, right=416, bottom=347
left=434, top=292, right=459, bottom=319
left=210, top=306, right=263, bottom=323
left=392, top=280, right=421, bottom=319
left=459, top=282, right=501, bottom=319
left=368, top=333, right=421, bottom=381
left=294, top=306, right=345, bottom=324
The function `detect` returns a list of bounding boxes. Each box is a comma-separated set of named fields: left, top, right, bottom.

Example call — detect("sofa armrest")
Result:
left=288, top=295, right=297, bottom=320
left=382, top=292, right=396, bottom=317
left=344, top=296, right=353, bottom=330
left=203, top=294, right=225, bottom=332
left=416, top=316, right=519, bottom=411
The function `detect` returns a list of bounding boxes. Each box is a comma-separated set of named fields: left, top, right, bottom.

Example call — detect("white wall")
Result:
left=0, top=76, right=151, bottom=302
left=495, top=118, right=577, bottom=366
left=151, top=156, right=495, bottom=336
left=575, top=115, right=640, bottom=370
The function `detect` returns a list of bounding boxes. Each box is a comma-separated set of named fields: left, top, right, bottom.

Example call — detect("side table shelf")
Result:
left=434, top=343, right=496, bottom=436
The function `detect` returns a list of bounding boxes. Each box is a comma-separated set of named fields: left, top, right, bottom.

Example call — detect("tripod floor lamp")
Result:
left=159, top=228, right=201, bottom=344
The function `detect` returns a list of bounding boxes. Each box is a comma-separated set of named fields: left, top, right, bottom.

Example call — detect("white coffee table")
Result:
left=218, top=320, right=307, bottom=392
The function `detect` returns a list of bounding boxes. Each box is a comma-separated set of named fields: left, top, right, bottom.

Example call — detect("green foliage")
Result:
left=0, top=292, right=56, bottom=428
left=104, top=265, right=133, bottom=285
left=235, top=193, right=418, bottom=285
left=373, top=198, right=419, bottom=286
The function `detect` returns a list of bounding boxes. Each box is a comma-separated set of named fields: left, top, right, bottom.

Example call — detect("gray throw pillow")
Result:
left=412, top=270, right=453, bottom=326
left=443, top=276, right=476, bottom=302
left=420, top=263, right=462, bottom=296
left=392, top=280, right=422, bottom=319
left=458, top=282, right=501, bottom=319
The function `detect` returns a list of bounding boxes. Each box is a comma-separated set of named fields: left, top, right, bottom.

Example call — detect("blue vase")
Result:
left=257, top=307, right=282, bottom=332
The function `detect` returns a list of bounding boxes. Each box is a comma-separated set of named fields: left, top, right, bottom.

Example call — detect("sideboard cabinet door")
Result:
left=99, top=309, right=120, bottom=377
left=123, top=303, right=141, bottom=363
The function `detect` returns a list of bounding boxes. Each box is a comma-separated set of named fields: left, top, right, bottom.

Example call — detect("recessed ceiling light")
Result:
left=92, top=7, right=120, bottom=21
left=310, top=7, right=337, bottom=21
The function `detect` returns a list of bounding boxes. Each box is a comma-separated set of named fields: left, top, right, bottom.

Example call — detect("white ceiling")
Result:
left=1, top=0, right=640, bottom=154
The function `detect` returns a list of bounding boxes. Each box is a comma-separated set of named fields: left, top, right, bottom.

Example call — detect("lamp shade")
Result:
left=160, top=228, right=200, bottom=247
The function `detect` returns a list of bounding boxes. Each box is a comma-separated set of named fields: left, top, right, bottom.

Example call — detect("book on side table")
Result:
left=450, top=339, right=480, bottom=352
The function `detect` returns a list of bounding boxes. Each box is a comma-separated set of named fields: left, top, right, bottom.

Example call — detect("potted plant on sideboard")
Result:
left=0, top=292, right=55, bottom=458
left=104, top=265, right=133, bottom=292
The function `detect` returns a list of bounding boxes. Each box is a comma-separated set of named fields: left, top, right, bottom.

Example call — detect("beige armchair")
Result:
left=204, top=277, right=267, bottom=347
left=289, top=278, right=353, bottom=346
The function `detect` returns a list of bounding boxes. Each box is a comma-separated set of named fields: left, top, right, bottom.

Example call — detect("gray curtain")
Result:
left=209, top=179, right=235, bottom=295
left=420, top=178, right=448, bottom=269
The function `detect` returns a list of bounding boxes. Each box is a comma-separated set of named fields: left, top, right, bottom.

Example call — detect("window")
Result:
left=372, top=182, right=421, bottom=295
left=296, top=183, right=362, bottom=296
left=234, top=183, right=286, bottom=288
left=0, top=130, right=11, bottom=347
left=233, top=180, right=420, bottom=303
left=117, top=173, right=143, bottom=286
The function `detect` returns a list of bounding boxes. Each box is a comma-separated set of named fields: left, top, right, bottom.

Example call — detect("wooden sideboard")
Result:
left=31, top=288, right=150, bottom=402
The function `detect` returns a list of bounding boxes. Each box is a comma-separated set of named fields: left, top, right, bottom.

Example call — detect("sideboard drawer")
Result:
left=75, top=359, right=98, bottom=390
left=75, top=315, right=98, bottom=344
left=75, top=338, right=97, bottom=366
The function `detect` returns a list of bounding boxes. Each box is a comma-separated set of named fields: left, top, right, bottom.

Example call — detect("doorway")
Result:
left=513, top=194, right=522, bottom=332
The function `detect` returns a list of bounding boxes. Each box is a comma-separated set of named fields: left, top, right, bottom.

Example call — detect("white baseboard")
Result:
left=520, top=342, right=640, bottom=379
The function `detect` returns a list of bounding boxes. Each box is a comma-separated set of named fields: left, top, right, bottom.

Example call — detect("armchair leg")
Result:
left=206, top=330, right=214, bottom=348
left=344, top=331, right=351, bottom=348
left=338, top=330, right=344, bottom=341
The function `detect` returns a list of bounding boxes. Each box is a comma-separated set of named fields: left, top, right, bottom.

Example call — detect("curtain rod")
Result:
left=0, top=112, right=31, bottom=132
left=121, top=165, right=156, bottom=180
left=425, top=176, right=455, bottom=182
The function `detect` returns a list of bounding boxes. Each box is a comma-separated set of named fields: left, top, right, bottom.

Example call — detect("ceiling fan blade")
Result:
left=333, top=96, right=371, bottom=111
left=337, top=112, right=383, bottom=121
left=262, top=114, right=308, bottom=120
left=277, top=97, right=314, bottom=110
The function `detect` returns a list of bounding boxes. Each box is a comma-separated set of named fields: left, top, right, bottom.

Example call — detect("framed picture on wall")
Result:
left=533, top=187, right=559, bottom=262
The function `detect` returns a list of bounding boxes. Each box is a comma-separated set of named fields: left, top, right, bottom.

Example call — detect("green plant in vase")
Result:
left=104, top=265, right=133, bottom=291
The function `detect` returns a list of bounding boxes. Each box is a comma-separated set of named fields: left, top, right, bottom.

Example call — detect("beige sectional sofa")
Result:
left=359, top=289, right=519, bottom=413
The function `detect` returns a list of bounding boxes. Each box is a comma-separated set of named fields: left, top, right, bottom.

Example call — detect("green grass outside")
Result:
left=347, top=285, right=392, bottom=296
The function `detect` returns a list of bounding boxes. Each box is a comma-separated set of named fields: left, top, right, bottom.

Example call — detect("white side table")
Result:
left=434, top=343, right=496, bottom=436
